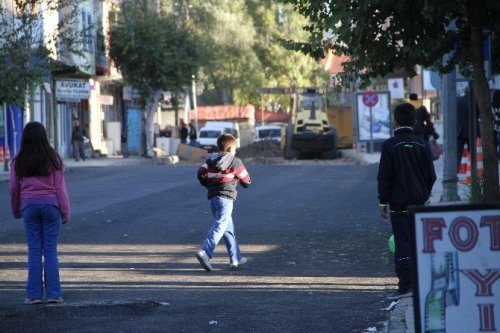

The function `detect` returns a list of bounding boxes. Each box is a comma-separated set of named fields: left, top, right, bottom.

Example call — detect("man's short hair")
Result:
left=217, top=133, right=237, bottom=151
left=393, top=103, right=416, bottom=127
left=409, top=93, right=418, bottom=101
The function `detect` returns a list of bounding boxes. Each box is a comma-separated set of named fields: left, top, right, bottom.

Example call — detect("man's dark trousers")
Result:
left=390, top=211, right=412, bottom=294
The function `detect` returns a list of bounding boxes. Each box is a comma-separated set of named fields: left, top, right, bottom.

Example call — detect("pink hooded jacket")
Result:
left=9, top=159, right=70, bottom=220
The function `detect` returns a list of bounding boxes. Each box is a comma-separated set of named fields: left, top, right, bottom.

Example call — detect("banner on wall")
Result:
left=411, top=204, right=500, bottom=333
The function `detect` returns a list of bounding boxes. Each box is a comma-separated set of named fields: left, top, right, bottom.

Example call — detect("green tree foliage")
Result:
left=202, top=0, right=264, bottom=105
left=280, top=0, right=500, bottom=201
left=0, top=0, right=85, bottom=106
left=160, top=0, right=328, bottom=107
left=245, top=0, right=329, bottom=110
left=109, top=0, right=200, bottom=156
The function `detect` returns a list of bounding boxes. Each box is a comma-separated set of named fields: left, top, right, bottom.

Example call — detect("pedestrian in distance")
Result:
left=377, top=103, right=436, bottom=300
left=188, top=122, right=197, bottom=145
left=179, top=119, right=188, bottom=144
left=196, top=133, right=251, bottom=271
left=409, top=93, right=440, bottom=159
left=9, top=122, right=70, bottom=305
left=71, top=119, right=87, bottom=161
left=456, top=90, right=471, bottom=171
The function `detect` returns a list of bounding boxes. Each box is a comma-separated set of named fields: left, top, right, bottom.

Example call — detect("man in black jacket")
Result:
left=377, top=103, right=436, bottom=299
left=71, top=120, right=87, bottom=161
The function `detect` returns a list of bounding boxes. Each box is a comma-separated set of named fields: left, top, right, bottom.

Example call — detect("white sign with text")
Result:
left=412, top=205, right=500, bottom=333
left=55, top=80, right=90, bottom=101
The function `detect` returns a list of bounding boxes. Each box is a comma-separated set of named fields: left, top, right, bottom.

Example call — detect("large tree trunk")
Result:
left=468, top=0, right=500, bottom=201
left=144, top=90, right=162, bottom=157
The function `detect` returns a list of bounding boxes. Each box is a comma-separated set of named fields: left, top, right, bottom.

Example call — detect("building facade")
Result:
left=1, top=0, right=125, bottom=160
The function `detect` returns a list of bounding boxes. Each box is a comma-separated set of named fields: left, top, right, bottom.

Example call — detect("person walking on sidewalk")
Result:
left=410, top=94, right=440, bottom=151
left=9, top=122, right=71, bottom=304
left=71, top=119, right=87, bottom=161
left=195, top=133, right=251, bottom=271
left=377, top=103, right=436, bottom=299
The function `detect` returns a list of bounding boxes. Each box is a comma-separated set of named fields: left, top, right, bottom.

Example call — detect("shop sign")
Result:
left=123, top=86, right=141, bottom=101
left=56, top=80, right=90, bottom=101
left=411, top=204, right=500, bottom=333
left=100, top=95, right=114, bottom=105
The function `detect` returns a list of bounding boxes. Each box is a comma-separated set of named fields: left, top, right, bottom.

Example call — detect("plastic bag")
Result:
left=388, top=235, right=395, bottom=253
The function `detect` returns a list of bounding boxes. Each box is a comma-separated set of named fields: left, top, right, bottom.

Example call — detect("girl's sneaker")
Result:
left=24, top=298, right=42, bottom=305
left=46, top=297, right=64, bottom=304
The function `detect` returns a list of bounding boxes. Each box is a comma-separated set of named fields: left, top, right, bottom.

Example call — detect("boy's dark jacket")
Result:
left=377, top=127, right=436, bottom=210
left=198, top=152, right=251, bottom=200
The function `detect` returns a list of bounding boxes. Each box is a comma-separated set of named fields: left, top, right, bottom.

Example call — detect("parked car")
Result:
left=254, top=125, right=282, bottom=143
left=198, top=121, right=240, bottom=152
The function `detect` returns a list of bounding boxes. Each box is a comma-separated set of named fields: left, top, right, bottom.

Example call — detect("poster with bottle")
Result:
left=411, top=204, right=500, bottom=333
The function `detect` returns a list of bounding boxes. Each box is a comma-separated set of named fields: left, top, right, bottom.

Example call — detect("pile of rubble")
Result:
left=236, top=140, right=284, bottom=163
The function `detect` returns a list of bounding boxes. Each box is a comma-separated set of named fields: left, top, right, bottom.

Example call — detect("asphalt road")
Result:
left=0, top=161, right=396, bottom=333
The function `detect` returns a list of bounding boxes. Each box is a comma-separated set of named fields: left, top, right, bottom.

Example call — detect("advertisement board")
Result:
left=355, top=91, right=391, bottom=141
left=411, top=204, right=500, bottom=333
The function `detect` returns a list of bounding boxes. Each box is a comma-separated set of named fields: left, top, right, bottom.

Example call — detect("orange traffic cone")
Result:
left=0, top=146, right=4, bottom=166
left=464, top=153, right=473, bottom=185
left=476, top=138, right=484, bottom=179
left=458, top=146, right=470, bottom=184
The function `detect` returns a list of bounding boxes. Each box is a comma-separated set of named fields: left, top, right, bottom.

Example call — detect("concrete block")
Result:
left=176, top=144, right=208, bottom=161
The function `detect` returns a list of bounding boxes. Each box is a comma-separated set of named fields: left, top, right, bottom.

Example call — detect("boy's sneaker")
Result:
left=46, top=297, right=64, bottom=304
left=230, top=257, right=247, bottom=269
left=196, top=250, right=212, bottom=271
left=387, top=291, right=413, bottom=300
left=24, top=298, right=42, bottom=305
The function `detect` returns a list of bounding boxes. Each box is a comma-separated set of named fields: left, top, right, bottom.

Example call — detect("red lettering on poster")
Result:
left=460, top=269, right=500, bottom=297
left=449, top=217, right=479, bottom=251
left=481, top=216, right=500, bottom=251
left=422, top=218, right=446, bottom=253
left=478, top=304, right=497, bottom=332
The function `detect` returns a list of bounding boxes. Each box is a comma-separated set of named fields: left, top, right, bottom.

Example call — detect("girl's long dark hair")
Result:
left=14, top=122, right=63, bottom=177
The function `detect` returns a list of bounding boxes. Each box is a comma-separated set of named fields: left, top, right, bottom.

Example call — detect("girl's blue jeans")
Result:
left=202, top=196, right=241, bottom=264
left=22, top=204, right=62, bottom=299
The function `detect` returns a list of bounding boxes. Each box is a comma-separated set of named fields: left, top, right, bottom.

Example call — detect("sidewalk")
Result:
left=63, top=156, right=153, bottom=169
left=0, top=156, right=153, bottom=182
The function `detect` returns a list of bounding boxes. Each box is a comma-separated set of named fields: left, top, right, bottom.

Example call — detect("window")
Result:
left=81, top=10, right=94, bottom=52
left=199, top=130, right=222, bottom=139
left=15, top=0, right=39, bottom=16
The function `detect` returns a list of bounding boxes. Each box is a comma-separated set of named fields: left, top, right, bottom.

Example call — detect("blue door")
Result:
left=127, top=108, right=141, bottom=155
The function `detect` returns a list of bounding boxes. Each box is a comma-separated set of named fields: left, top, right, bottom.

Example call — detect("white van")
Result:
left=198, top=121, right=240, bottom=152
left=254, top=125, right=282, bottom=143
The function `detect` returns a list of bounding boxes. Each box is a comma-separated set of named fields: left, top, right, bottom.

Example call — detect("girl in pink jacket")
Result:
left=9, top=122, right=70, bottom=304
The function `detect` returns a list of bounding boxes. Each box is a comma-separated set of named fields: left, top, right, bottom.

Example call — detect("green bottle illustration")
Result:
left=424, top=252, right=459, bottom=333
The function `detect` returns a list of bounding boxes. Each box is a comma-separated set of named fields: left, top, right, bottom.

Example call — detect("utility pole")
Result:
left=440, top=55, right=461, bottom=202
left=192, top=75, right=198, bottom=132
